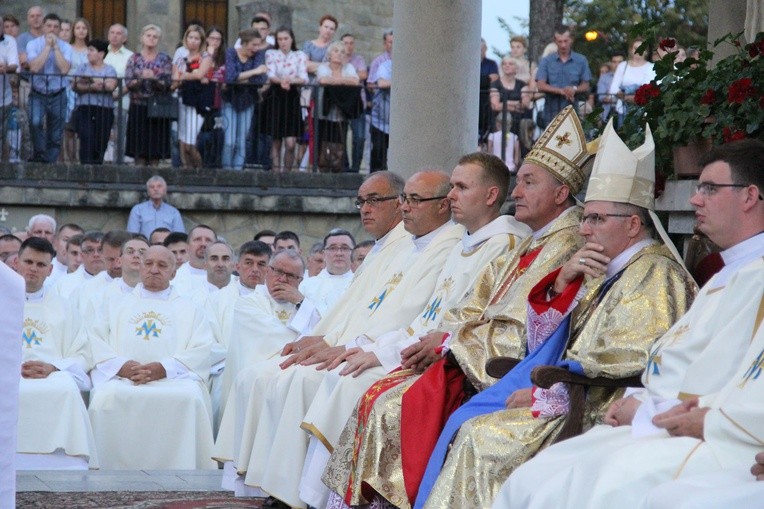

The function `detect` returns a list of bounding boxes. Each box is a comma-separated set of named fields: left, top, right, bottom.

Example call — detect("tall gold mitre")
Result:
left=524, top=105, right=598, bottom=195
left=585, top=118, right=655, bottom=209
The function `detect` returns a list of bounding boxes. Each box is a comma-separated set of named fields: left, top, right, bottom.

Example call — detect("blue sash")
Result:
left=413, top=271, right=622, bottom=507
left=413, top=314, right=572, bottom=508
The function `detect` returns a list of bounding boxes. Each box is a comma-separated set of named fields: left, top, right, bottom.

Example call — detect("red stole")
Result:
left=399, top=246, right=542, bottom=505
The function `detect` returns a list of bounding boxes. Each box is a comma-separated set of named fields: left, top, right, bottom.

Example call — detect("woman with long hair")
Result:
left=73, top=39, right=117, bottom=164
left=609, top=38, right=655, bottom=127
left=490, top=56, right=532, bottom=136
left=196, top=26, right=226, bottom=167
left=315, top=41, right=359, bottom=172
left=262, top=27, right=307, bottom=172
left=125, top=24, right=173, bottom=166
left=221, top=28, right=267, bottom=169
left=172, top=24, right=212, bottom=168
left=62, top=17, right=91, bottom=163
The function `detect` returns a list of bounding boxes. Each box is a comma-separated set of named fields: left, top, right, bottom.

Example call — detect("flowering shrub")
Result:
left=619, top=28, right=764, bottom=177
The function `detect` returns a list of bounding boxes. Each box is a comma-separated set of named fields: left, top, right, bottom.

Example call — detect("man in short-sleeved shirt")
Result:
left=25, top=13, right=72, bottom=163
left=535, top=25, right=591, bottom=129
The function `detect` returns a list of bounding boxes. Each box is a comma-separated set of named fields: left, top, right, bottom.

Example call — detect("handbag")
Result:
left=318, top=141, right=345, bottom=173
left=147, top=94, right=179, bottom=120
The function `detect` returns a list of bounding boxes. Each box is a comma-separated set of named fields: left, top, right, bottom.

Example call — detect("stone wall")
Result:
left=232, top=0, right=393, bottom=65
left=7, top=1, right=393, bottom=68
left=0, top=163, right=369, bottom=249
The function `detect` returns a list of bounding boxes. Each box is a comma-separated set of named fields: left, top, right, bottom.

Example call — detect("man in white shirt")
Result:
left=48, top=223, right=83, bottom=286
left=205, top=241, right=235, bottom=291
left=163, top=231, right=189, bottom=268
left=0, top=19, right=19, bottom=161
left=297, top=229, right=355, bottom=319
left=87, top=245, right=215, bottom=469
left=53, top=230, right=104, bottom=298
left=72, top=230, right=134, bottom=315
left=172, top=224, right=216, bottom=295
left=103, top=23, right=132, bottom=163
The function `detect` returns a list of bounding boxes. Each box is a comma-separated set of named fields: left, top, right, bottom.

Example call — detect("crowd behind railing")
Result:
left=1, top=9, right=686, bottom=172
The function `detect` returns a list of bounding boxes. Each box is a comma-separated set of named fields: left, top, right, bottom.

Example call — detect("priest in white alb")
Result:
left=299, top=152, right=532, bottom=508
left=297, top=229, right=356, bottom=320
left=15, top=237, right=98, bottom=470
left=215, top=249, right=311, bottom=436
left=214, top=171, right=413, bottom=494
left=239, top=170, right=469, bottom=508
left=87, top=245, right=216, bottom=470
left=208, top=240, right=272, bottom=430
left=496, top=138, right=764, bottom=509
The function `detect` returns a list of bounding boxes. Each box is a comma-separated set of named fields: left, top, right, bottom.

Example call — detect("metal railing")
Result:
left=2, top=73, right=625, bottom=171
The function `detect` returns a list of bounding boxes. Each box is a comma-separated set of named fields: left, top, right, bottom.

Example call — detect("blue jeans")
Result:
left=28, top=89, right=67, bottom=162
left=348, top=115, right=366, bottom=172
left=221, top=102, right=253, bottom=169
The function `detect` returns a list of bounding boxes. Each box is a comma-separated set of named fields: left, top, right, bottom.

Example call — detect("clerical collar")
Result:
left=711, top=231, right=764, bottom=288
left=462, top=215, right=530, bottom=253
left=533, top=206, right=578, bottom=241
left=26, top=288, right=45, bottom=302
left=238, top=280, right=256, bottom=296
left=413, top=222, right=451, bottom=252
left=370, top=224, right=398, bottom=255
left=606, top=239, right=656, bottom=279
left=138, top=284, right=172, bottom=300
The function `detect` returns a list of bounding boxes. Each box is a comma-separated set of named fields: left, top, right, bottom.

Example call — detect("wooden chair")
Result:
left=485, top=357, right=643, bottom=442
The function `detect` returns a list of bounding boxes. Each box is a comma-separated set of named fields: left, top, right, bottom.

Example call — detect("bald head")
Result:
left=400, top=170, right=452, bottom=237
left=140, top=245, right=176, bottom=292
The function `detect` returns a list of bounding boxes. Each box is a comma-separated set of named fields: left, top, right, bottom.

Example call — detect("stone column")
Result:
left=388, top=0, right=481, bottom=179
left=707, top=0, right=747, bottom=63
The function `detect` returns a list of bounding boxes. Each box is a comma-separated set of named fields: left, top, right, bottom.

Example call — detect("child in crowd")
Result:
left=487, top=112, right=520, bottom=173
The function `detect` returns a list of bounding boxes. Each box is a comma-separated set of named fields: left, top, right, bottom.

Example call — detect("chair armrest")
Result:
left=530, top=365, right=643, bottom=443
left=485, top=357, right=522, bottom=379
left=531, top=366, right=643, bottom=390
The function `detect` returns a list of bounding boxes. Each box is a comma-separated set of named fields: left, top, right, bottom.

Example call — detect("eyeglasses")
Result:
left=269, top=265, right=303, bottom=283
left=695, top=182, right=751, bottom=197
left=325, top=245, right=353, bottom=253
left=398, top=194, right=448, bottom=206
left=354, top=195, right=398, bottom=209
left=580, top=213, right=635, bottom=226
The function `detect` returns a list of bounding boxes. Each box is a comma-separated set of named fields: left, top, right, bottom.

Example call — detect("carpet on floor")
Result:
left=17, top=491, right=265, bottom=508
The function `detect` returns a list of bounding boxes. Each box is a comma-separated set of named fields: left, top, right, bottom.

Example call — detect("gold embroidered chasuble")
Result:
left=421, top=243, right=698, bottom=509
left=495, top=256, right=764, bottom=509
left=322, top=207, right=584, bottom=508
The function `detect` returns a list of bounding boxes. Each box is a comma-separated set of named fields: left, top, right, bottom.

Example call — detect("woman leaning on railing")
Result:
left=124, top=24, right=172, bottom=166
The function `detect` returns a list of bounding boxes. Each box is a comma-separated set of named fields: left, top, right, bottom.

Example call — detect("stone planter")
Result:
left=672, top=139, right=712, bottom=178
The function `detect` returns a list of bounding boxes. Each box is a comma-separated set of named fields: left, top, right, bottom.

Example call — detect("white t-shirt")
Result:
left=609, top=61, right=656, bottom=114
left=0, top=35, right=20, bottom=107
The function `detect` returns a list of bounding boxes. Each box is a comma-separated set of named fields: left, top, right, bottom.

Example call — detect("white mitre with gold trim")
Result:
left=585, top=119, right=655, bottom=209
left=524, top=105, right=597, bottom=195
left=586, top=119, right=687, bottom=269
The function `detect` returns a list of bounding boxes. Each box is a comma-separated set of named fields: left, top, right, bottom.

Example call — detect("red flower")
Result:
left=634, top=83, right=660, bottom=106
left=700, top=89, right=716, bottom=105
left=746, top=43, right=759, bottom=59
left=722, top=127, right=747, bottom=142
left=659, top=38, right=677, bottom=51
left=727, top=78, right=757, bottom=104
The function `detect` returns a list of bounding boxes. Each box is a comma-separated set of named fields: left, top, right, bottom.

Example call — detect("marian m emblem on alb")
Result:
left=132, top=311, right=170, bottom=341
left=368, top=272, right=403, bottom=315
left=22, top=318, right=49, bottom=349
